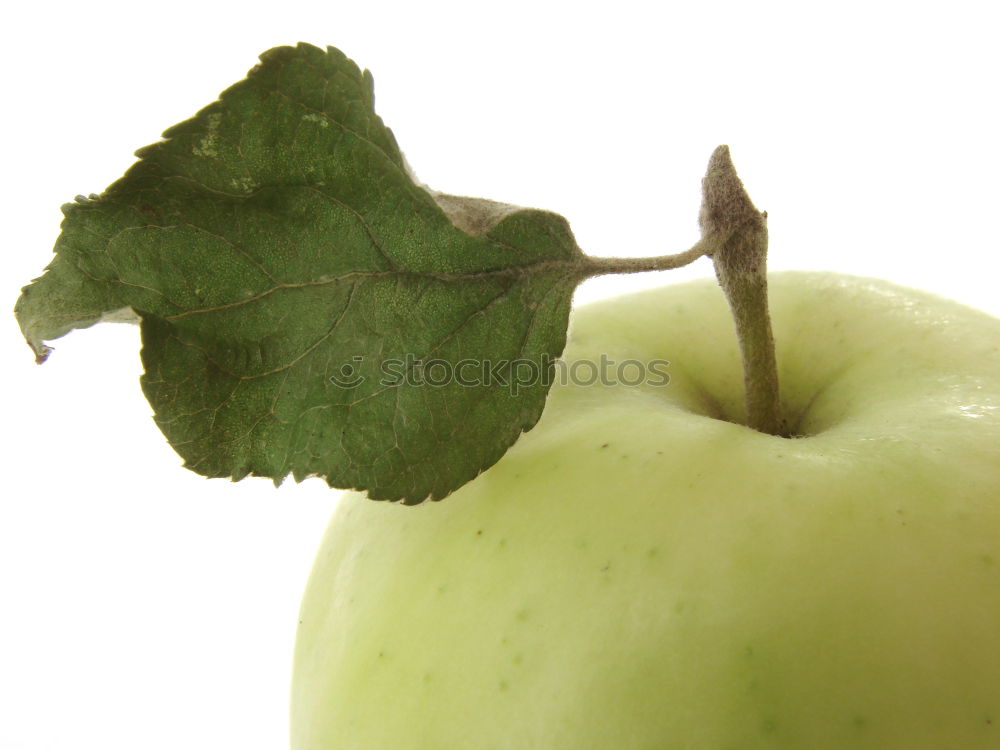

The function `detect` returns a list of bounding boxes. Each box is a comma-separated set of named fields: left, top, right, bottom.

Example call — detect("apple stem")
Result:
left=699, top=146, right=785, bottom=436
left=578, top=146, right=784, bottom=436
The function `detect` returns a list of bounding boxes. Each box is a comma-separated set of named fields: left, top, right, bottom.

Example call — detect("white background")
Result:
left=2, top=1, right=998, bottom=748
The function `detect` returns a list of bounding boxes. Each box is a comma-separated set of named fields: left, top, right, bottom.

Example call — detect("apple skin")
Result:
left=291, top=272, right=1000, bottom=749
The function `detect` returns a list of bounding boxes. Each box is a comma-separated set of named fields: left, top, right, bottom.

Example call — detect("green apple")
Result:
left=290, top=271, right=1000, bottom=749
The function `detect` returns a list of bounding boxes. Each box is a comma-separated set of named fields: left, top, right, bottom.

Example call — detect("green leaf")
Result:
left=15, top=43, right=585, bottom=503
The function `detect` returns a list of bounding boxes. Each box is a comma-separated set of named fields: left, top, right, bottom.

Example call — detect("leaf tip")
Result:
left=31, top=342, right=53, bottom=365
